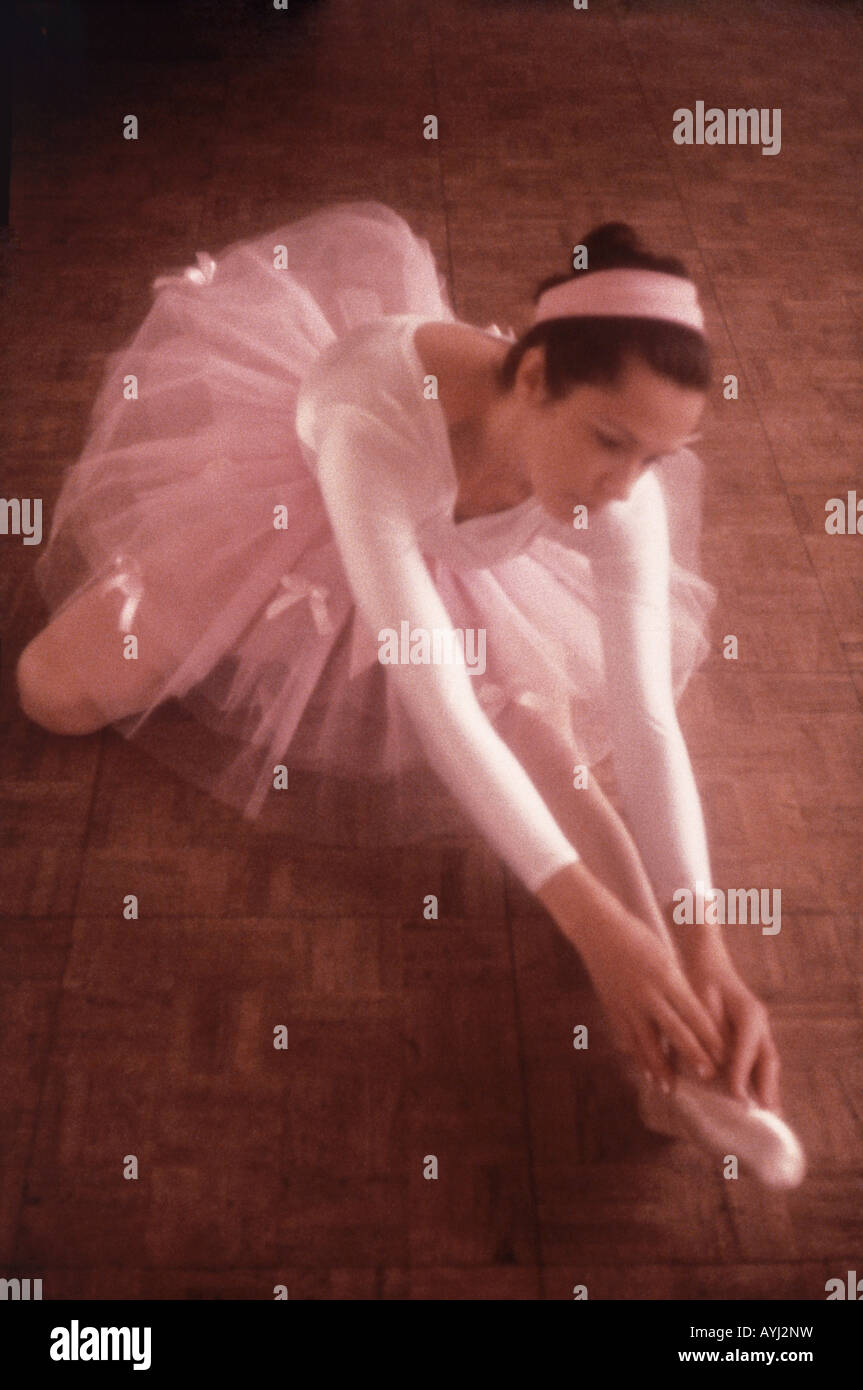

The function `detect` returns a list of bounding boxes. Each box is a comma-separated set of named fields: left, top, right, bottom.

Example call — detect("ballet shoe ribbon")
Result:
left=152, top=252, right=217, bottom=291
left=265, top=573, right=335, bottom=635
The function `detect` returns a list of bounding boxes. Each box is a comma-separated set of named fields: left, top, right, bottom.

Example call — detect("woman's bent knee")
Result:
left=16, top=639, right=107, bottom=735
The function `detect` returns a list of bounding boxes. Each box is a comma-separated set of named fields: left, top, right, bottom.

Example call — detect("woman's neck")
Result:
left=427, top=328, right=531, bottom=510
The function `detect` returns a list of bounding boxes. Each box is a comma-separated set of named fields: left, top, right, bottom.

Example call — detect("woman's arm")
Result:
left=586, top=471, right=785, bottom=1104
left=312, top=407, right=581, bottom=896
left=588, top=469, right=717, bottom=940
left=312, top=414, right=726, bottom=1081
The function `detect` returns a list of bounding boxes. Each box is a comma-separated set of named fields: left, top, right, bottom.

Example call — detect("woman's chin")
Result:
left=542, top=498, right=593, bottom=525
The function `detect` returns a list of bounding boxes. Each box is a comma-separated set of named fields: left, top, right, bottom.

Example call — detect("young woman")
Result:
left=17, top=201, right=805, bottom=1187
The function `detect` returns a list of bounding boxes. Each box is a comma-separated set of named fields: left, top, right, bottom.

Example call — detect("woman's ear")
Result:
left=515, top=342, right=550, bottom=404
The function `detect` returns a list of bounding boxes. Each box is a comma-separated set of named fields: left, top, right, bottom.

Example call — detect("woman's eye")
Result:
left=595, top=430, right=662, bottom=466
left=595, top=431, right=623, bottom=451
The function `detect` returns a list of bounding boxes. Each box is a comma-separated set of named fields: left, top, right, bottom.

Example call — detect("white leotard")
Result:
left=295, top=314, right=714, bottom=900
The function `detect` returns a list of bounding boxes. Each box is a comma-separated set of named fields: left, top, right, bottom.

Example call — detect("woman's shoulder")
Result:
left=300, top=314, right=501, bottom=417
left=295, top=316, right=416, bottom=452
left=299, top=313, right=421, bottom=404
left=295, top=313, right=490, bottom=461
left=413, top=318, right=514, bottom=379
left=295, top=315, right=457, bottom=516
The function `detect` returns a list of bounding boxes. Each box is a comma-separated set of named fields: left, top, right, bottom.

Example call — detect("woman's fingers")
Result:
left=652, top=994, right=721, bottom=1080
left=727, top=1002, right=767, bottom=1100
left=608, top=1018, right=646, bottom=1078
left=630, top=1018, right=676, bottom=1089
left=662, top=975, right=726, bottom=1068
left=751, top=1035, right=782, bottom=1113
left=701, top=980, right=726, bottom=1029
left=607, top=1011, right=674, bottom=1090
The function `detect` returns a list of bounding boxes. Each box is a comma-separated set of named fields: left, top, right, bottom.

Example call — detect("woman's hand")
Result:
left=682, top=946, right=782, bottom=1113
left=571, top=907, right=728, bottom=1090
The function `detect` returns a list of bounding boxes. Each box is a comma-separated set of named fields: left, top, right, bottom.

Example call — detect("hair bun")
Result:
left=532, top=222, right=689, bottom=302
left=582, top=221, right=646, bottom=261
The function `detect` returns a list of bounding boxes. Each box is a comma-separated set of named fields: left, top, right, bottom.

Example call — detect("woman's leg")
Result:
left=17, top=581, right=177, bottom=734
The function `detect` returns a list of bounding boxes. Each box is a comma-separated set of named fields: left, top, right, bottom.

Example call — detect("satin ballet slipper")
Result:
left=636, top=1073, right=806, bottom=1190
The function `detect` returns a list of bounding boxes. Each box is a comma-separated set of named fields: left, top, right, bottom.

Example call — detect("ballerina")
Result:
left=16, top=201, right=805, bottom=1188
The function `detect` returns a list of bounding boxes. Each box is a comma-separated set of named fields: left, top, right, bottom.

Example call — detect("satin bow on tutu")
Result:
left=152, top=252, right=217, bottom=291
left=262, top=576, right=554, bottom=713
left=264, top=573, right=335, bottom=635
left=94, top=554, right=145, bottom=631
left=475, top=683, right=549, bottom=718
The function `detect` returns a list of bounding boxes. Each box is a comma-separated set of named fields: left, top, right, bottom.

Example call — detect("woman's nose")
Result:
left=598, top=464, right=641, bottom=503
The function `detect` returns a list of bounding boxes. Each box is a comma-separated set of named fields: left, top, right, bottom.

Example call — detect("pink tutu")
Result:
left=34, top=201, right=716, bottom=846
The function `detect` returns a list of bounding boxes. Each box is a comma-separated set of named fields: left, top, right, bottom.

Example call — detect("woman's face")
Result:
left=509, top=345, right=707, bottom=524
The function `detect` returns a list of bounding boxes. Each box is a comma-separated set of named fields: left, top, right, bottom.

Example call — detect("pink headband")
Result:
left=534, top=269, right=705, bottom=332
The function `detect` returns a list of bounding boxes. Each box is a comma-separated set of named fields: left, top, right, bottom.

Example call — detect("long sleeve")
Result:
left=311, top=407, right=580, bottom=895
left=588, top=468, right=714, bottom=903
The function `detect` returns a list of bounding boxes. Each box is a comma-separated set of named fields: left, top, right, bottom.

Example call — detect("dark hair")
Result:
left=495, top=221, right=711, bottom=400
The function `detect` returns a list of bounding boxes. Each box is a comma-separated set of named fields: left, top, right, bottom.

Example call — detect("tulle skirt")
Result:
left=33, top=200, right=717, bottom=847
